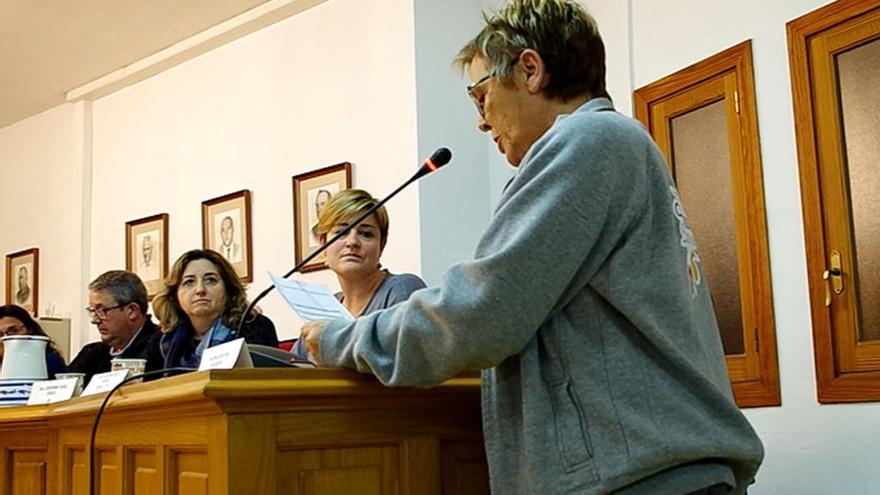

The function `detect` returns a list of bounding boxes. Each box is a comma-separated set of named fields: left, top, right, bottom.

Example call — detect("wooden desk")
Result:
left=0, top=369, right=489, bottom=495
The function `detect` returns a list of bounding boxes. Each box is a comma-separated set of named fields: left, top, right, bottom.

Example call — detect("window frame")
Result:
left=788, top=0, right=880, bottom=403
left=634, top=40, right=780, bottom=408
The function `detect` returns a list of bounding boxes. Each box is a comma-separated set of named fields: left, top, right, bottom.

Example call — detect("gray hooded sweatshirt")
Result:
left=319, top=98, right=764, bottom=494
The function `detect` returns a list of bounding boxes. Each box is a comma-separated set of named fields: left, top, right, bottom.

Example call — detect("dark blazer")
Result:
left=147, top=313, right=278, bottom=374
left=68, top=318, right=160, bottom=385
left=46, top=349, right=69, bottom=378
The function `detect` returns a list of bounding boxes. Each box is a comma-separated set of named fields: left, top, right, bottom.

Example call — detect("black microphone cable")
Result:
left=88, top=367, right=195, bottom=495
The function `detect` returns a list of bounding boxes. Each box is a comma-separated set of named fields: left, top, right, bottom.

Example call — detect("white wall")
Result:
left=585, top=0, right=633, bottom=115
left=0, top=103, right=89, bottom=357
left=626, top=0, right=880, bottom=493
left=414, top=0, right=493, bottom=284
left=89, top=0, right=420, bottom=341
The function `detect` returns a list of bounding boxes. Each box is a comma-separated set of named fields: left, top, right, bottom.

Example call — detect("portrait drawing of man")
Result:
left=216, top=212, right=242, bottom=263
left=15, top=265, right=30, bottom=305
left=136, top=232, right=160, bottom=281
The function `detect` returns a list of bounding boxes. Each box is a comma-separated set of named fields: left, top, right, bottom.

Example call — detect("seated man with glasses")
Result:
left=69, top=270, right=160, bottom=384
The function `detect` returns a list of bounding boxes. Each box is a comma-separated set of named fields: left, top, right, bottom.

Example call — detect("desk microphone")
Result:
left=235, top=147, right=452, bottom=335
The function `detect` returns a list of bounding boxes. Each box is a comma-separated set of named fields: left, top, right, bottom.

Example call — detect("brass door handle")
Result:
left=830, top=250, right=844, bottom=295
left=823, top=250, right=845, bottom=307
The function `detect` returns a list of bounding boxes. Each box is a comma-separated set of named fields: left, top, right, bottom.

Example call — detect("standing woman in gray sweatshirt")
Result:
left=301, top=1, right=763, bottom=494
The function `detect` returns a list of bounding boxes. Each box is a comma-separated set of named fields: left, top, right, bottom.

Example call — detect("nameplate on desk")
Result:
left=199, top=338, right=253, bottom=371
left=27, top=378, right=78, bottom=405
left=81, top=370, right=129, bottom=397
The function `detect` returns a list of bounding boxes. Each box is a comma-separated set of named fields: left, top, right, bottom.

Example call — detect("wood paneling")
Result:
left=96, top=448, right=119, bottom=495
left=282, top=445, right=398, bottom=495
left=400, top=437, right=439, bottom=495
left=9, top=449, right=47, bottom=495
left=64, top=448, right=87, bottom=495
left=0, top=369, right=486, bottom=495
left=441, top=440, right=489, bottom=495
left=126, top=448, right=159, bottom=495
left=1, top=428, right=49, bottom=495
left=227, top=414, right=275, bottom=495
left=170, top=449, right=209, bottom=495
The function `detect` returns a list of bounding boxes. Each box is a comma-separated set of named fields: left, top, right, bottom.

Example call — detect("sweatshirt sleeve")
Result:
left=320, top=112, right=650, bottom=386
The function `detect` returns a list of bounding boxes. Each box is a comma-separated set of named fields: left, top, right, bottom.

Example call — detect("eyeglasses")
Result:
left=85, top=304, right=124, bottom=320
left=466, top=72, right=496, bottom=118
left=0, top=325, right=26, bottom=337
left=466, top=55, right=521, bottom=118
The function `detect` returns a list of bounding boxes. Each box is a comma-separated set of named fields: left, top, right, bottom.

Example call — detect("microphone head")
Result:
left=415, top=147, right=452, bottom=179
left=429, top=147, right=452, bottom=168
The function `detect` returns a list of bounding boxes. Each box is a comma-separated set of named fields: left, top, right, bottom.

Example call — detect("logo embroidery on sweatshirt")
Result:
left=669, top=186, right=702, bottom=297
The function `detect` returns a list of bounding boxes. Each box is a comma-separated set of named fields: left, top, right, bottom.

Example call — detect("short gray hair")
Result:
left=89, top=270, right=148, bottom=314
left=454, top=0, right=609, bottom=102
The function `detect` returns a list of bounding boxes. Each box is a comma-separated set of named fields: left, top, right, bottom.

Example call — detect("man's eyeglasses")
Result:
left=0, top=325, right=26, bottom=337
left=85, top=305, right=124, bottom=320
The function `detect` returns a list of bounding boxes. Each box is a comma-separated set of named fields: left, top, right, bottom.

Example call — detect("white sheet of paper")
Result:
left=81, top=370, right=130, bottom=397
left=27, top=378, right=78, bottom=405
left=270, top=273, right=354, bottom=322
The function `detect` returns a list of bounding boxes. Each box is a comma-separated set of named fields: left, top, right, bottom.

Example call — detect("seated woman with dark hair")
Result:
left=149, top=249, right=278, bottom=370
left=0, top=304, right=68, bottom=378
left=293, top=188, right=427, bottom=357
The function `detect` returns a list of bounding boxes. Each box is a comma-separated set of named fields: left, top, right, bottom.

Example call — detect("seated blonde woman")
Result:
left=293, top=189, right=426, bottom=356
left=149, top=249, right=278, bottom=370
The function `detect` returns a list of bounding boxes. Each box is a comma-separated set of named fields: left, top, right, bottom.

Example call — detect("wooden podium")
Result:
left=0, top=369, right=489, bottom=495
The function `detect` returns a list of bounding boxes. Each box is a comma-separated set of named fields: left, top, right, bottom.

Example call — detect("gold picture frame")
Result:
left=202, top=190, right=253, bottom=282
left=125, top=213, right=169, bottom=298
left=292, top=162, right=352, bottom=272
left=5, top=248, right=39, bottom=315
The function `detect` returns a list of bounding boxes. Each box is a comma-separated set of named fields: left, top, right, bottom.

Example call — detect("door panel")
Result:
left=670, top=97, right=745, bottom=355
left=788, top=0, right=880, bottom=402
left=835, top=37, right=880, bottom=344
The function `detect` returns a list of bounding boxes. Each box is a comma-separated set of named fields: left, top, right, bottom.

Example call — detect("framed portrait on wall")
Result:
left=292, top=162, right=352, bottom=272
left=202, top=190, right=253, bottom=282
left=125, top=213, right=169, bottom=298
left=5, top=248, right=39, bottom=315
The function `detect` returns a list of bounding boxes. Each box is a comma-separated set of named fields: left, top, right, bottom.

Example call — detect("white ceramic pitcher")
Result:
left=0, top=335, right=49, bottom=380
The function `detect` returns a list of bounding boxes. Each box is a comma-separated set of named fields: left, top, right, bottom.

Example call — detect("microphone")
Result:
left=413, top=147, right=452, bottom=180
left=236, top=147, right=452, bottom=335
